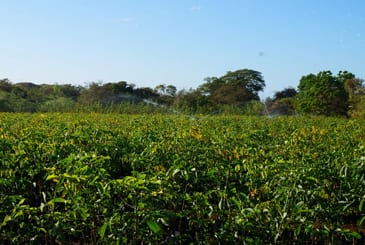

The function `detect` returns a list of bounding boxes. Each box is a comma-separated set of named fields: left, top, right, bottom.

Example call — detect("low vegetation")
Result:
left=1, top=113, right=365, bottom=244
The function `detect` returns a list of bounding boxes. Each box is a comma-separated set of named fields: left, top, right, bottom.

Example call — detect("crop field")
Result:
left=1, top=113, right=365, bottom=244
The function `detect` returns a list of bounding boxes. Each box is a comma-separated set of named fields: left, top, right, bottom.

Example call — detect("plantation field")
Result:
left=1, top=113, right=365, bottom=244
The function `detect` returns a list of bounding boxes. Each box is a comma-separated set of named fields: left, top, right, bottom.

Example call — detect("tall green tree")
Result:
left=211, top=83, right=250, bottom=106
left=198, top=77, right=225, bottom=95
left=219, top=69, right=265, bottom=100
left=297, top=71, right=349, bottom=116
left=198, top=69, right=265, bottom=107
left=154, top=84, right=177, bottom=106
left=273, top=87, right=297, bottom=101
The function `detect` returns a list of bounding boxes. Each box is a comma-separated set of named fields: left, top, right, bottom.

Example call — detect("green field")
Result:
left=1, top=113, right=365, bottom=244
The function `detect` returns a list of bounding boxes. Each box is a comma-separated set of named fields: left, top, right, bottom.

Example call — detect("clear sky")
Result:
left=1, top=0, right=364, bottom=99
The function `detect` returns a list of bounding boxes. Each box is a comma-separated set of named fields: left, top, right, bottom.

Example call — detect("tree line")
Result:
left=0, top=68, right=364, bottom=117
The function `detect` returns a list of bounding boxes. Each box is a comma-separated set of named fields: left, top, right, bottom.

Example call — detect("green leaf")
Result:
left=343, top=200, right=355, bottom=211
left=18, top=198, right=26, bottom=205
left=350, top=232, right=362, bottom=240
left=172, top=168, right=180, bottom=176
left=45, top=174, right=59, bottom=181
left=14, top=210, right=24, bottom=218
left=63, top=173, right=85, bottom=182
left=359, top=199, right=365, bottom=212
left=1, top=215, right=12, bottom=226
left=147, top=220, right=161, bottom=234
left=99, top=222, right=108, bottom=238
left=39, top=227, right=47, bottom=233
left=53, top=197, right=66, bottom=203
left=306, top=176, right=319, bottom=184
left=48, top=197, right=67, bottom=205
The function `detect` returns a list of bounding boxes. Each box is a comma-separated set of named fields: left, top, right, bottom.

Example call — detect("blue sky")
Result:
left=1, top=0, right=364, bottom=99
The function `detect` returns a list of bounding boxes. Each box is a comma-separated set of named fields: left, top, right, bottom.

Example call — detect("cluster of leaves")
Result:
left=1, top=113, right=365, bottom=244
left=296, top=71, right=351, bottom=116
left=174, top=69, right=265, bottom=114
left=266, top=71, right=365, bottom=118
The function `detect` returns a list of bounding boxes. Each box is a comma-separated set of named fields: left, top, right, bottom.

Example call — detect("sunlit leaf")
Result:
left=147, top=220, right=161, bottom=234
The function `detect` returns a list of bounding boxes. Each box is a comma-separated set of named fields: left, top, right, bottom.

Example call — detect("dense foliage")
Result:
left=0, top=79, right=170, bottom=114
left=296, top=71, right=349, bottom=116
left=2, top=67, right=365, bottom=117
left=1, top=113, right=365, bottom=244
left=0, top=69, right=266, bottom=115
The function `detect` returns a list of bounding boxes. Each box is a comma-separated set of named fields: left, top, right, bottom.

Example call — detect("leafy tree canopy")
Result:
left=297, top=71, right=349, bottom=116
left=198, top=69, right=265, bottom=106
left=273, top=87, right=297, bottom=101
left=220, top=69, right=265, bottom=98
